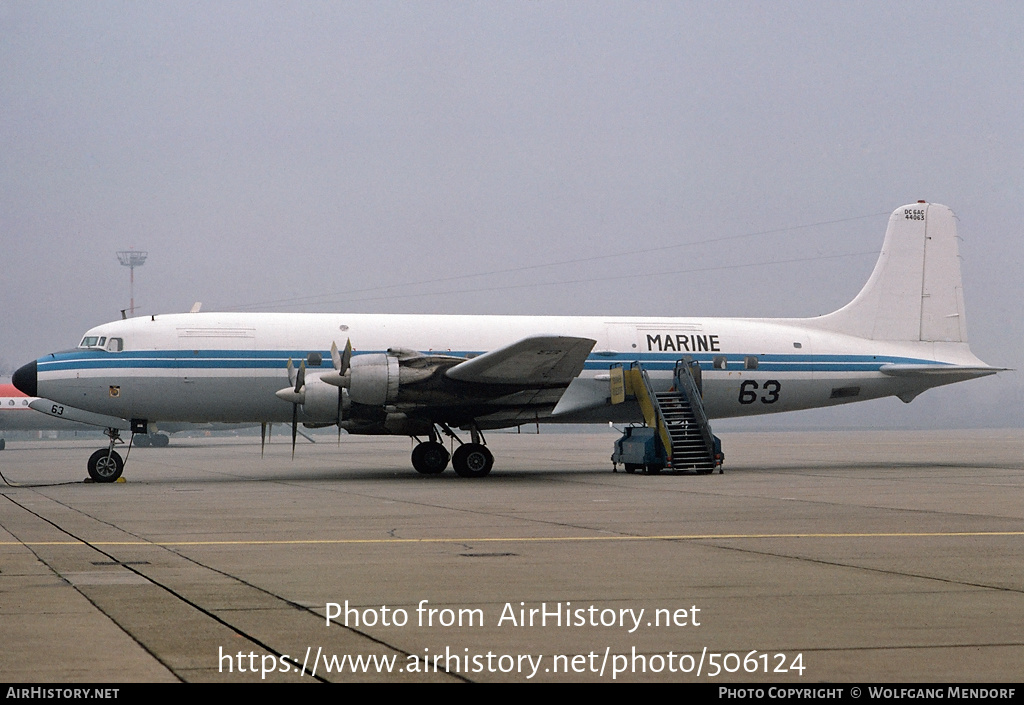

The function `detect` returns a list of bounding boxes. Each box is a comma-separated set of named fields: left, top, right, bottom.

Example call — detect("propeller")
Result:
left=290, top=359, right=305, bottom=459
left=275, top=342, right=350, bottom=455
left=328, top=341, right=352, bottom=444
left=324, top=339, right=353, bottom=386
left=274, top=358, right=306, bottom=459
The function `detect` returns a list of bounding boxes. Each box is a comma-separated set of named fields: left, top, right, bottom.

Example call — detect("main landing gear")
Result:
left=87, top=427, right=127, bottom=483
left=452, top=443, right=493, bottom=478
left=410, top=424, right=494, bottom=478
left=411, top=441, right=449, bottom=475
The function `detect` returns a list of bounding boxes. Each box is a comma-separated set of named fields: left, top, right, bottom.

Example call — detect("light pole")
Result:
left=116, top=249, right=148, bottom=317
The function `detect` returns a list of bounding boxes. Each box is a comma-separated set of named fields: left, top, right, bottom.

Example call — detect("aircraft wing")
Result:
left=445, top=335, right=597, bottom=386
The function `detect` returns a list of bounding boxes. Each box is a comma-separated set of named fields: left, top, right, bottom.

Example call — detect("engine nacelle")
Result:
left=339, top=412, right=433, bottom=436
left=301, top=375, right=351, bottom=424
left=348, top=353, right=401, bottom=406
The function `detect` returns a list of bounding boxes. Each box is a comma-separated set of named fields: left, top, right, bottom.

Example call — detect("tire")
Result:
left=134, top=435, right=151, bottom=448
left=0, top=438, right=5, bottom=451
left=87, top=449, right=124, bottom=483
left=152, top=433, right=170, bottom=448
left=624, top=463, right=639, bottom=474
left=452, top=443, right=493, bottom=478
left=411, top=442, right=450, bottom=475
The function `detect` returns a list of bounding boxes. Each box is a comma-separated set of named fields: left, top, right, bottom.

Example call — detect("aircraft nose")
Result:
left=12, top=360, right=37, bottom=397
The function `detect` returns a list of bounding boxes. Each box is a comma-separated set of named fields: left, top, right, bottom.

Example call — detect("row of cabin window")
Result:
left=713, top=356, right=759, bottom=370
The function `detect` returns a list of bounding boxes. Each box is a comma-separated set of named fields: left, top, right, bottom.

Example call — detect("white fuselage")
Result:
left=30, top=311, right=980, bottom=428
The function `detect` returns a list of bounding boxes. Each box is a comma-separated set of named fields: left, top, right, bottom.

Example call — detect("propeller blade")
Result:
left=277, top=358, right=308, bottom=404
left=341, top=339, right=352, bottom=375
left=291, top=403, right=298, bottom=460
left=321, top=340, right=353, bottom=388
left=342, top=377, right=350, bottom=442
left=284, top=358, right=305, bottom=460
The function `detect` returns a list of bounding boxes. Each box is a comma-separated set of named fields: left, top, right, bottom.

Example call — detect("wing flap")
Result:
left=445, top=336, right=596, bottom=386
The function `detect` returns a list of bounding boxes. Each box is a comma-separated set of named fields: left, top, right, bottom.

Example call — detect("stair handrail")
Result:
left=673, top=357, right=716, bottom=458
left=629, top=361, right=674, bottom=461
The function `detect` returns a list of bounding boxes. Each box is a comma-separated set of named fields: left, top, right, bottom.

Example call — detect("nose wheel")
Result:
left=86, top=427, right=128, bottom=482
left=87, top=449, right=124, bottom=482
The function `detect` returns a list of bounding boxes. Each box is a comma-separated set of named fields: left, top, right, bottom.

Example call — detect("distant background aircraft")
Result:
left=0, top=382, right=245, bottom=450
left=0, top=383, right=99, bottom=449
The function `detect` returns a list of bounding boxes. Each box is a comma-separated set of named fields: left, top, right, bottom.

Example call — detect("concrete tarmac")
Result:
left=1, top=429, right=1022, bottom=683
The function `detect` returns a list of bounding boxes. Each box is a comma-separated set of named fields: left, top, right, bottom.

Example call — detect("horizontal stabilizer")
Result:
left=879, top=364, right=1003, bottom=378
left=446, top=335, right=596, bottom=386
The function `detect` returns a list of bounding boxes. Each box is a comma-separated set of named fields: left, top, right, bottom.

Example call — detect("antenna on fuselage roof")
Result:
left=120, top=310, right=127, bottom=320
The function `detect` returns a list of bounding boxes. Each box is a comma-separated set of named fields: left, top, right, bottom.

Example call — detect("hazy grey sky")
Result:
left=2, top=1, right=1021, bottom=428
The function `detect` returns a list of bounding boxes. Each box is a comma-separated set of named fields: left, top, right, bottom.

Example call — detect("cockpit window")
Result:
left=79, top=336, right=123, bottom=351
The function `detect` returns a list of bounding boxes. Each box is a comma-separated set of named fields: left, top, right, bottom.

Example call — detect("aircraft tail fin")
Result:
left=811, top=202, right=968, bottom=342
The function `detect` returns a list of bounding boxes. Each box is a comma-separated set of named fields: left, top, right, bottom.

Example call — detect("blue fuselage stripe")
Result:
left=37, top=350, right=944, bottom=375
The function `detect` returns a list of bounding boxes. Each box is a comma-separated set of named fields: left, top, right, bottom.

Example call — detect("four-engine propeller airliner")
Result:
left=13, top=203, right=999, bottom=481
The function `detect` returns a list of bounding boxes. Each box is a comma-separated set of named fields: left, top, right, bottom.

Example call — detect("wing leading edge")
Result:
left=445, top=335, right=597, bottom=387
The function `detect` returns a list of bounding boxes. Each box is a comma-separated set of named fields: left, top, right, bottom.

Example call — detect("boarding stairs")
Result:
left=617, top=359, right=718, bottom=474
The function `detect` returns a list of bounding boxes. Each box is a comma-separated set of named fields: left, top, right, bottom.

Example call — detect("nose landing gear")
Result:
left=86, top=428, right=128, bottom=483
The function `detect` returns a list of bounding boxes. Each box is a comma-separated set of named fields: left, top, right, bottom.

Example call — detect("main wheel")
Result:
left=87, top=449, right=124, bottom=482
left=152, top=433, right=170, bottom=448
left=411, top=442, right=450, bottom=474
left=134, top=434, right=151, bottom=448
left=452, top=443, right=493, bottom=478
